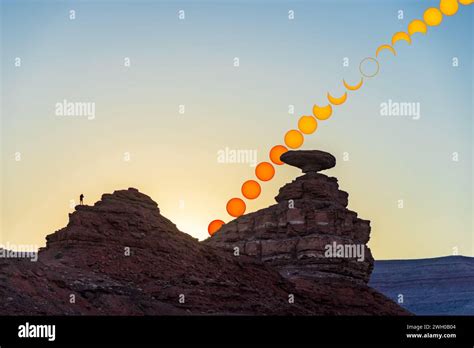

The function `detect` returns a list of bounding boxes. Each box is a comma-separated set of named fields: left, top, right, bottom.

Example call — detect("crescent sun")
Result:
left=408, top=19, right=428, bottom=35
left=327, top=92, right=348, bottom=106
left=391, top=32, right=412, bottom=46
left=343, top=78, right=363, bottom=91
left=312, top=104, right=333, bottom=120
left=375, top=44, right=397, bottom=57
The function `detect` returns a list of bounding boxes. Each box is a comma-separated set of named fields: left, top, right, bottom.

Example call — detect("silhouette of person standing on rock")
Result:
left=79, top=194, right=84, bottom=205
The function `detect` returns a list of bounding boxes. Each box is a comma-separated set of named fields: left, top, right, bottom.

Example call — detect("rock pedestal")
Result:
left=206, top=150, right=374, bottom=283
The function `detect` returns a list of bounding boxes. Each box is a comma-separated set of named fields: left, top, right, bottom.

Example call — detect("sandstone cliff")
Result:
left=0, top=186, right=408, bottom=315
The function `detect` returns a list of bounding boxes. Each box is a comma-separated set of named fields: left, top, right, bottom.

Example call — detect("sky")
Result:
left=0, top=0, right=472, bottom=260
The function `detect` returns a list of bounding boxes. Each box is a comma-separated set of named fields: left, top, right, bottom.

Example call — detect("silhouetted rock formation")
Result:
left=206, top=150, right=373, bottom=283
left=0, top=187, right=407, bottom=315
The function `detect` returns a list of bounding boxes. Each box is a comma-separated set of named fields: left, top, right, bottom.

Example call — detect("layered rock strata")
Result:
left=206, top=150, right=374, bottom=283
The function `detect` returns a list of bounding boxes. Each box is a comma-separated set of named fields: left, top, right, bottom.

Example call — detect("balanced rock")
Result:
left=206, top=150, right=374, bottom=284
left=280, top=150, right=336, bottom=173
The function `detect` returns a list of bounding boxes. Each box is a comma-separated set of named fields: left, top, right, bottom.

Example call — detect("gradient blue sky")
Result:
left=1, top=0, right=472, bottom=259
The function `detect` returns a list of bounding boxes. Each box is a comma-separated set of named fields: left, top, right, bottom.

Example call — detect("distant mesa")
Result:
left=370, top=256, right=474, bottom=315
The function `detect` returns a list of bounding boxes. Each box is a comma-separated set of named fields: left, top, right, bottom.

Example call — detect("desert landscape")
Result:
left=0, top=150, right=410, bottom=315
